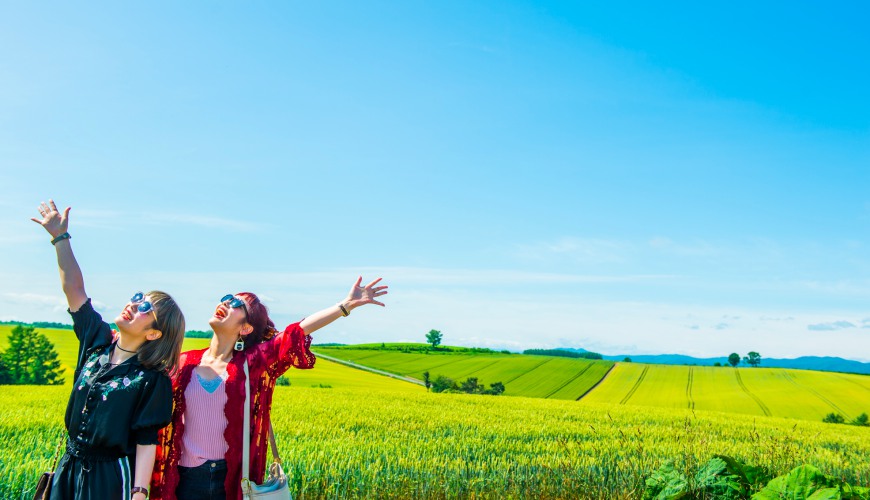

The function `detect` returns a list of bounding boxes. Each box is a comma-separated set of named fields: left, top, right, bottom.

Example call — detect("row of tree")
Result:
left=823, top=412, right=868, bottom=426
left=422, top=371, right=505, bottom=395
left=728, top=352, right=762, bottom=367
left=0, top=325, right=64, bottom=385
left=522, top=349, right=603, bottom=360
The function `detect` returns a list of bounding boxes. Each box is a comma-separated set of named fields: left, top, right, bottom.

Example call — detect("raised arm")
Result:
left=31, top=199, right=88, bottom=312
left=299, top=276, right=388, bottom=336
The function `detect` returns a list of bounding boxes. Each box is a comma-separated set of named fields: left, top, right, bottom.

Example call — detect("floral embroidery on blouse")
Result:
left=76, top=351, right=102, bottom=391
left=99, top=370, right=145, bottom=400
left=76, top=349, right=145, bottom=399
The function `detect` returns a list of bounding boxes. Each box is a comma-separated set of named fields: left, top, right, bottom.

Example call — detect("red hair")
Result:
left=236, top=292, right=279, bottom=349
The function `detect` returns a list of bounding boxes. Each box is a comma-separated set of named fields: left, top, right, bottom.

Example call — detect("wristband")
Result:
left=338, top=303, right=350, bottom=317
left=131, top=486, right=149, bottom=498
left=51, top=232, right=71, bottom=245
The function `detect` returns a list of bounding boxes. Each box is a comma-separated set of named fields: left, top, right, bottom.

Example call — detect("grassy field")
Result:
left=581, top=362, right=870, bottom=422
left=313, top=347, right=615, bottom=400
left=2, top=330, right=869, bottom=498
left=318, top=345, right=870, bottom=423
left=1, top=384, right=868, bottom=499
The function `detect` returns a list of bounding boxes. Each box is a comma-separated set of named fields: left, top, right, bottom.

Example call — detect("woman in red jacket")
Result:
left=151, top=277, right=387, bottom=500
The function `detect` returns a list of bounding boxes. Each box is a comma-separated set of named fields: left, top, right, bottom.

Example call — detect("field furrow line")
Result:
left=686, top=367, right=695, bottom=410
left=502, top=358, right=555, bottom=384
left=314, top=353, right=425, bottom=385
left=543, top=363, right=592, bottom=399
left=834, top=374, right=870, bottom=394
left=620, top=366, right=649, bottom=405
left=733, top=370, right=771, bottom=416
left=405, top=356, right=477, bottom=376
left=576, top=364, right=615, bottom=401
left=465, top=359, right=507, bottom=378
left=781, top=371, right=852, bottom=420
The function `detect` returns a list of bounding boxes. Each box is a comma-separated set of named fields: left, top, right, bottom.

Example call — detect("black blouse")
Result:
left=64, top=299, right=172, bottom=457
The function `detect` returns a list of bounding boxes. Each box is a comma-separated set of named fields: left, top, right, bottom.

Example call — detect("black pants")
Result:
left=50, top=451, right=133, bottom=500
left=177, top=460, right=228, bottom=500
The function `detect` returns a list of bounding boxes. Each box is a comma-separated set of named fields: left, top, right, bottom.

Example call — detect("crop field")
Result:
left=313, top=347, right=615, bottom=400
left=581, top=363, right=870, bottom=422
left=2, top=384, right=869, bottom=499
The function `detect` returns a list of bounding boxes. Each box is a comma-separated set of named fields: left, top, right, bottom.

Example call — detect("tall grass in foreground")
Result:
left=2, top=385, right=868, bottom=499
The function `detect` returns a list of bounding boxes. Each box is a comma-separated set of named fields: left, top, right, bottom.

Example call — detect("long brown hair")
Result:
left=138, top=290, right=185, bottom=374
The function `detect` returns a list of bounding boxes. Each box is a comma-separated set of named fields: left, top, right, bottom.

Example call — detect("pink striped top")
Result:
left=179, top=371, right=229, bottom=467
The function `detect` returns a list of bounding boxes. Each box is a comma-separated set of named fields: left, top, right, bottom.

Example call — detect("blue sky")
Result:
left=1, top=1, right=868, bottom=360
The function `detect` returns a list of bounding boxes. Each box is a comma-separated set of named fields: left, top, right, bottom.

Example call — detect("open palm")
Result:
left=31, top=199, right=70, bottom=238
left=345, top=277, right=388, bottom=309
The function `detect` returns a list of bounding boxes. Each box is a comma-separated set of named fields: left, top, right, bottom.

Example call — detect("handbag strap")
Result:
left=50, top=430, right=65, bottom=469
left=241, top=358, right=283, bottom=495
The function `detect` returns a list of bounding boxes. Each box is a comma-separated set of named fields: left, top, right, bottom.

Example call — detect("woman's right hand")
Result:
left=30, top=199, right=70, bottom=238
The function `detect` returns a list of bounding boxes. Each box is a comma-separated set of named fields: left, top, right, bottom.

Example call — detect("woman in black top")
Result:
left=32, top=199, right=186, bottom=500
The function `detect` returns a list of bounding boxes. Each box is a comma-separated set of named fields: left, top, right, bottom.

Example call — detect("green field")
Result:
left=314, top=346, right=615, bottom=400
left=1, top=384, right=868, bottom=499
left=2, top=330, right=869, bottom=498
left=318, top=345, right=870, bottom=423
left=582, top=362, right=870, bottom=422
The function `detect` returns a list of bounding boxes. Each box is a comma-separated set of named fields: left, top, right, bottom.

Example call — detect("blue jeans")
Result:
left=177, top=459, right=228, bottom=500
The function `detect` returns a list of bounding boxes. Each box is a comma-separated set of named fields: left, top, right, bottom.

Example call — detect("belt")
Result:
left=65, top=438, right=124, bottom=462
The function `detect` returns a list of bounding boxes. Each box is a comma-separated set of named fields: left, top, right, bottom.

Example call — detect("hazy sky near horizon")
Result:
left=1, top=2, right=868, bottom=360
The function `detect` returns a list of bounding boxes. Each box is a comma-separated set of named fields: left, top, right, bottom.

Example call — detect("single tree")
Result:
left=743, top=351, right=761, bottom=367
left=823, top=413, right=845, bottom=424
left=0, top=358, right=11, bottom=384
left=623, top=357, right=632, bottom=363
left=0, top=325, right=64, bottom=385
left=422, top=371, right=431, bottom=391
left=853, top=413, right=869, bottom=426
left=426, top=329, right=442, bottom=348
left=727, top=353, right=741, bottom=367
left=431, top=375, right=456, bottom=393
left=713, top=362, right=722, bottom=367
left=460, top=377, right=482, bottom=394
left=485, top=381, right=505, bottom=395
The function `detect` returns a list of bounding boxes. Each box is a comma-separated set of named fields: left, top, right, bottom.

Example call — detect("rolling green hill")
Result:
left=582, top=362, right=870, bottom=421
left=313, top=345, right=615, bottom=400
left=0, top=325, right=421, bottom=392
left=315, top=344, right=870, bottom=423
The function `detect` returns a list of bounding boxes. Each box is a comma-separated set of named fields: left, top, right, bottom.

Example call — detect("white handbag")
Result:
left=241, top=359, right=292, bottom=500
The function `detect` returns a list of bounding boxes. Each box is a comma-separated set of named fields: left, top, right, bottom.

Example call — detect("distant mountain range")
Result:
left=557, top=348, right=870, bottom=375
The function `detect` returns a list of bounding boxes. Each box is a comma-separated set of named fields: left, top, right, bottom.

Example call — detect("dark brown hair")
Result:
left=236, top=292, right=279, bottom=350
left=138, top=290, right=185, bottom=374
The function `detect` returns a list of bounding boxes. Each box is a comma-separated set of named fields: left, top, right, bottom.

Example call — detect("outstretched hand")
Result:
left=31, top=199, right=70, bottom=238
left=345, top=276, right=388, bottom=310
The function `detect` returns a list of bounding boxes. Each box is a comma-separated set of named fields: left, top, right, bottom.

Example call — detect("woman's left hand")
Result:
left=344, top=276, right=388, bottom=310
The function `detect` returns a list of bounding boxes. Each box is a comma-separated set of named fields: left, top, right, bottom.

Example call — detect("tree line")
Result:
left=523, top=349, right=603, bottom=360
left=422, top=371, right=505, bottom=396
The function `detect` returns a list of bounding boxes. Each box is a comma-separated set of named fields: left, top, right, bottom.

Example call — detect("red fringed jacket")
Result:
left=151, top=322, right=316, bottom=500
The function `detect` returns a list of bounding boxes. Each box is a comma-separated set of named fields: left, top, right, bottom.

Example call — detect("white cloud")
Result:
left=142, top=213, right=269, bottom=232
left=648, top=236, right=722, bottom=257
left=513, top=237, right=627, bottom=264
left=64, top=208, right=269, bottom=233
left=1, top=292, right=68, bottom=314
left=1, top=266, right=869, bottom=361
left=807, top=321, right=857, bottom=331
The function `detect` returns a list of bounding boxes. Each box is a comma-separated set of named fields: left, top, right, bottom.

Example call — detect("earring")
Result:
left=234, top=335, right=245, bottom=351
